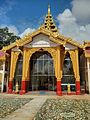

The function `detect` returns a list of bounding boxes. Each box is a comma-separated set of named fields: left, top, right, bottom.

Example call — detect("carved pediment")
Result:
left=24, top=34, right=59, bottom=48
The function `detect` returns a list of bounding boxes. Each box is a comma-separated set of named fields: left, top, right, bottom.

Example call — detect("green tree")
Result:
left=0, top=27, right=20, bottom=49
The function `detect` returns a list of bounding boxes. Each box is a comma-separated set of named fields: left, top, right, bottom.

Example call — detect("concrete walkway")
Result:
left=0, top=94, right=90, bottom=120
left=2, top=97, right=47, bottom=120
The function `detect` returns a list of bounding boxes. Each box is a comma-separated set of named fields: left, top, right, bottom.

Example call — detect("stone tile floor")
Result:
left=34, top=99, right=90, bottom=120
left=0, top=94, right=90, bottom=120
left=0, top=96, right=32, bottom=119
left=2, top=97, right=47, bottom=120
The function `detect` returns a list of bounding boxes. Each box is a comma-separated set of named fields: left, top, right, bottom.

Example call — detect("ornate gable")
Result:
left=24, top=33, right=59, bottom=48
left=2, top=5, right=83, bottom=52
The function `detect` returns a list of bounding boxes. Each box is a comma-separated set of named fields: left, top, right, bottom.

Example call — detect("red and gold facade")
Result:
left=1, top=28, right=82, bottom=95
left=0, top=6, right=84, bottom=95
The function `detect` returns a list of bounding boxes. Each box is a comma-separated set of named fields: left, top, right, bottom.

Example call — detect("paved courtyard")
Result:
left=0, top=95, right=32, bottom=119
left=0, top=94, right=90, bottom=120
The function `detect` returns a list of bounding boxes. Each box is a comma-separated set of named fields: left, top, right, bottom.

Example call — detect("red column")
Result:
left=19, top=81, right=27, bottom=95
left=76, top=81, right=80, bottom=95
left=8, top=80, right=13, bottom=93
left=56, top=80, right=62, bottom=95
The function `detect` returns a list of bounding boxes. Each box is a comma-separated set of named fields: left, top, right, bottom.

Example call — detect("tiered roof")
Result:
left=1, top=5, right=84, bottom=53
left=41, top=5, right=58, bottom=33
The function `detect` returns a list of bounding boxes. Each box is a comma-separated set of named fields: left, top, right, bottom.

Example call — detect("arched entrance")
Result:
left=13, top=54, right=23, bottom=91
left=62, top=52, right=76, bottom=94
left=29, top=51, right=56, bottom=91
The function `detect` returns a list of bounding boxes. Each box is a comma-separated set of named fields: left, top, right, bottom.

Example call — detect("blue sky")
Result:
left=0, top=0, right=72, bottom=33
left=0, top=0, right=90, bottom=43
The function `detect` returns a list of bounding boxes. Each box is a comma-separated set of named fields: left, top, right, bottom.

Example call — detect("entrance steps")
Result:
left=26, top=91, right=56, bottom=95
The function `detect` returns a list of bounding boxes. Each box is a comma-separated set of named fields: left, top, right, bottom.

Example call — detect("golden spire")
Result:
left=48, top=4, right=50, bottom=15
left=40, top=5, right=58, bottom=33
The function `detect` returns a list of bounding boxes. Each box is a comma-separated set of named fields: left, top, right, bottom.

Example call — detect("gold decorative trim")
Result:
left=1, top=27, right=83, bottom=52
left=22, top=47, right=57, bottom=80
left=10, top=51, right=21, bottom=81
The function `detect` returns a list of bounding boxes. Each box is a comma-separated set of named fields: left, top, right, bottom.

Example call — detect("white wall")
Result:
left=0, top=61, right=5, bottom=92
left=24, top=34, right=59, bottom=48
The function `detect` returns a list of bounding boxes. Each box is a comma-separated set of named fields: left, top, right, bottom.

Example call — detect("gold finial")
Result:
left=40, top=4, right=58, bottom=33
left=48, top=4, right=50, bottom=14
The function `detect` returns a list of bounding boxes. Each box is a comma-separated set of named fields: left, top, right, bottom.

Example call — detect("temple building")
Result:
left=0, top=6, right=90, bottom=95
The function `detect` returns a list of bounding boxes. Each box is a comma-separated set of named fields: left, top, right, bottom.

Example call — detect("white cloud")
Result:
left=57, top=9, right=76, bottom=23
left=0, top=0, right=16, bottom=24
left=0, top=0, right=15, bottom=15
left=0, top=1, right=19, bottom=36
left=57, top=9, right=90, bottom=44
left=71, top=0, right=90, bottom=24
left=19, top=28, right=36, bottom=38
left=8, top=25, right=19, bottom=35
left=0, top=25, right=36, bottom=38
left=0, top=25, right=19, bottom=35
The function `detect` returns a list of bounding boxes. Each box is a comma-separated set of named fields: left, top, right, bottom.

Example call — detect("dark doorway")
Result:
left=30, top=51, right=56, bottom=91
left=62, top=52, right=76, bottom=93
left=13, top=54, right=23, bottom=91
